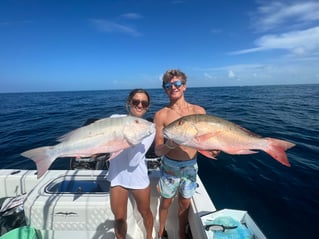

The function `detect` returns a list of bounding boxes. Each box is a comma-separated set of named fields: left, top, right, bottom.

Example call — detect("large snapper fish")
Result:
left=21, top=116, right=155, bottom=178
left=163, top=114, right=295, bottom=166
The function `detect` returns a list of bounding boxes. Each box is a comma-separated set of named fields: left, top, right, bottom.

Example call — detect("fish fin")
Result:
left=198, top=150, right=218, bottom=160
left=21, top=146, right=56, bottom=178
left=234, top=124, right=261, bottom=138
left=264, top=138, right=295, bottom=167
left=233, top=149, right=259, bottom=154
left=195, top=132, right=216, bottom=143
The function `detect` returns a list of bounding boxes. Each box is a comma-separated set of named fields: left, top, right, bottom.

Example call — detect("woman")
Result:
left=107, top=89, right=154, bottom=239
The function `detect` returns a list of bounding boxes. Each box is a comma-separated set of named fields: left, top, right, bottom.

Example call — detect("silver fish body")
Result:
left=21, top=116, right=155, bottom=177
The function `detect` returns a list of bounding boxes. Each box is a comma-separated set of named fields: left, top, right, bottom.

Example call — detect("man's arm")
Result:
left=154, top=110, right=176, bottom=156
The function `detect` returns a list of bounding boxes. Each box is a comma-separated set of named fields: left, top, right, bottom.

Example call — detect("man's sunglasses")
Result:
left=163, top=80, right=184, bottom=89
left=131, top=99, right=149, bottom=108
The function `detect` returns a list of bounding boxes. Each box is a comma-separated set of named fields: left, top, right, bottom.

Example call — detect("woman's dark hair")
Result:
left=126, top=89, right=150, bottom=110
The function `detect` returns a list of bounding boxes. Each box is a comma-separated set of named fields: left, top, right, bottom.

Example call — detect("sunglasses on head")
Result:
left=163, top=80, right=184, bottom=89
left=131, top=99, right=149, bottom=108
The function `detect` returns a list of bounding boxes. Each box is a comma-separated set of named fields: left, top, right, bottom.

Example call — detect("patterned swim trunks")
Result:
left=157, top=156, right=198, bottom=199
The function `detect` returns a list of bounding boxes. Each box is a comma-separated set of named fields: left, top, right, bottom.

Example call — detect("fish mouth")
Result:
left=149, top=123, right=156, bottom=134
left=162, top=128, right=169, bottom=139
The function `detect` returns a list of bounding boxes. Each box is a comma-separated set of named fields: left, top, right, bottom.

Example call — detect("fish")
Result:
left=21, top=116, right=155, bottom=178
left=163, top=114, right=295, bottom=166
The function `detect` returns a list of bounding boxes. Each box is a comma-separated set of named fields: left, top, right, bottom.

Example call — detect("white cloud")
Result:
left=90, top=18, right=141, bottom=37
left=195, top=61, right=319, bottom=86
left=210, top=28, right=222, bottom=34
left=255, top=1, right=319, bottom=31
left=232, top=1, right=319, bottom=56
left=230, top=26, right=319, bottom=56
left=228, top=70, right=235, bottom=79
left=120, top=13, right=143, bottom=19
left=0, top=20, right=32, bottom=26
left=201, top=64, right=267, bottom=72
left=204, top=72, right=214, bottom=79
left=188, top=1, right=319, bottom=87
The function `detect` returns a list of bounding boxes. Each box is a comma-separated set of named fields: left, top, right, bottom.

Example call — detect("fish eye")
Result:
left=178, top=119, right=184, bottom=126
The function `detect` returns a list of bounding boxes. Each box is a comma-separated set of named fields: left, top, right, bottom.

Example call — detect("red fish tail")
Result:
left=264, top=138, right=295, bottom=167
left=21, top=146, right=56, bottom=178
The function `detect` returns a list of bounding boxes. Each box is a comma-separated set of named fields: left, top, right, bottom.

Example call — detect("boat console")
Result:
left=23, top=170, right=142, bottom=238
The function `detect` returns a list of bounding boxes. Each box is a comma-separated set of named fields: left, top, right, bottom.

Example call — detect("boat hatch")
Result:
left=44, top=175, right=110, bottom=194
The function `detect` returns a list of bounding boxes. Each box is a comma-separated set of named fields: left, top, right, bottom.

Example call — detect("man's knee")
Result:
left=178, top=197, right=191, bottom=210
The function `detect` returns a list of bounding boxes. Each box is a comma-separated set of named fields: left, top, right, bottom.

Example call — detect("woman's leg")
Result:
left=132, top=185, right=154, bottom=239
left=110, top=186, right=129, bottom=239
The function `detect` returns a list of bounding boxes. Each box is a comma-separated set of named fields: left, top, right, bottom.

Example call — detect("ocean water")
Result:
left=0, top=84, right=318, bottom=239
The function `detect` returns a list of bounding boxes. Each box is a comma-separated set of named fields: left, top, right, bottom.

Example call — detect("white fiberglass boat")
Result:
left=0, top=158, right=266, bottom=239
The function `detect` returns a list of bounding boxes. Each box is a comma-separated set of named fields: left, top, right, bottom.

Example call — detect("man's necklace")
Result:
left=169, top=103, right=190, bottom=117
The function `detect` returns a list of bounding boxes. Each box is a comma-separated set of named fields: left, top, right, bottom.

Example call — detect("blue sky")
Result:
left=1, top=0, right=319, bottom=93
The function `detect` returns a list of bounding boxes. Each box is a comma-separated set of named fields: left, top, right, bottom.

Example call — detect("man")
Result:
left=154, top=69, right=207, bottom=239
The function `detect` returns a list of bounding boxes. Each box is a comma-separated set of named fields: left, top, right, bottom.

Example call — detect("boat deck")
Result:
left=1, top=168, right=265, bottom=239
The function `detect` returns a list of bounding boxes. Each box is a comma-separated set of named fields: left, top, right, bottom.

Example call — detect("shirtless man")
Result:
left=154, top=69, right=206, bottom=239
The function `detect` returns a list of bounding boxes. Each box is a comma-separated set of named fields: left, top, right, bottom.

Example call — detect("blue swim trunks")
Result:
left=157, top=156, right=198, bottom=199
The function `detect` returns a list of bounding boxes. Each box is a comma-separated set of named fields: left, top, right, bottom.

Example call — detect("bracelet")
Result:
left=165, top=141, right=176, bottom=149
